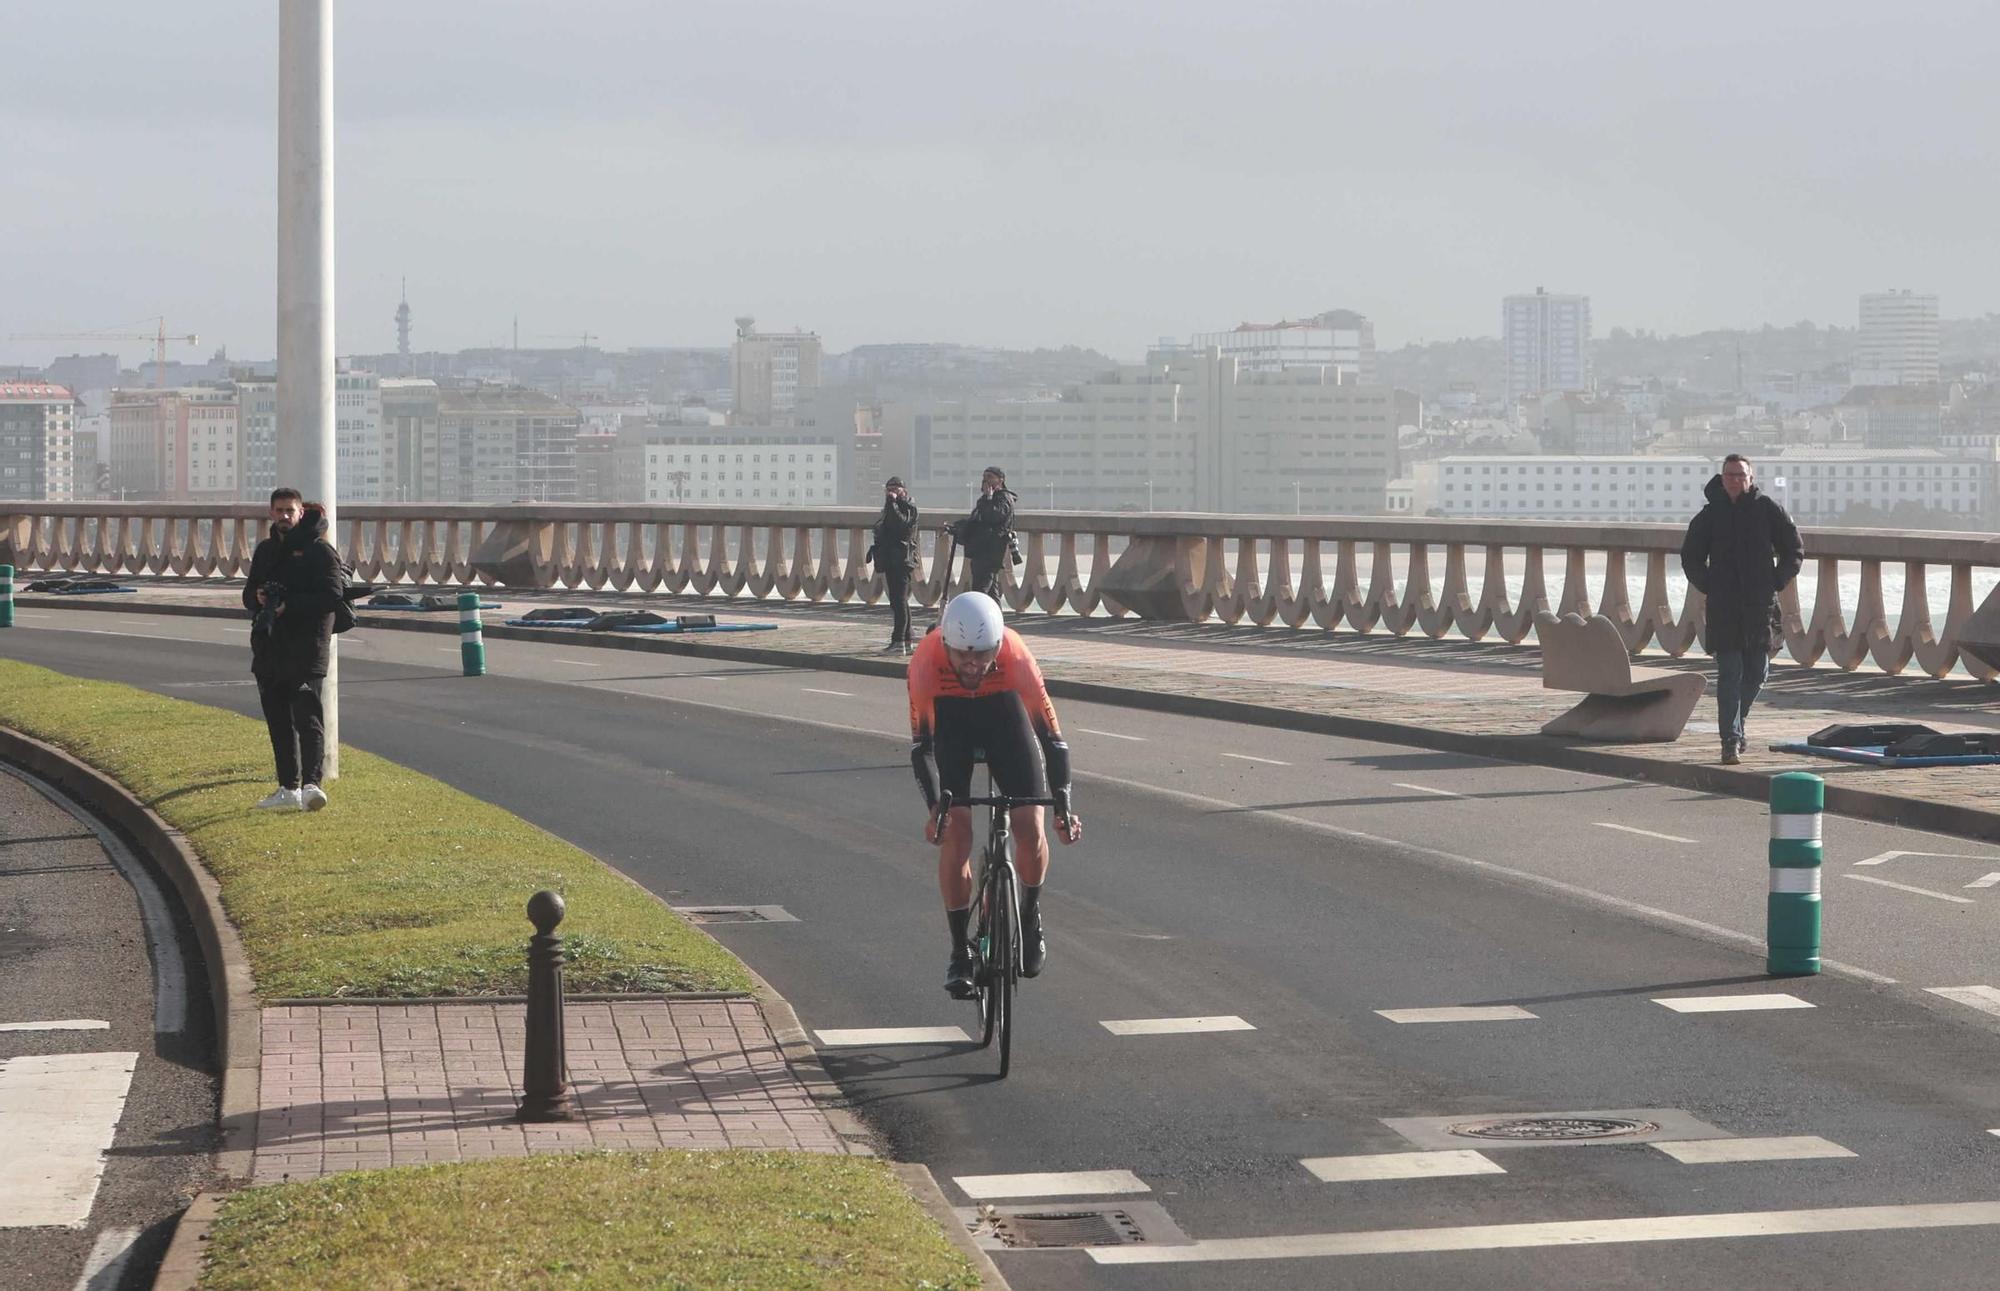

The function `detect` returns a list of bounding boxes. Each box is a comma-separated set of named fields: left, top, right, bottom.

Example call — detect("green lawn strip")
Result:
left=0, top=659, right=749, bottom=997
left=200, top=1151, right=979, bottom=1291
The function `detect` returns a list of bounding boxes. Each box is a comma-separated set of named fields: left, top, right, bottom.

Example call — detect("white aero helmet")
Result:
left=940, top=592, right=1005, bottom=652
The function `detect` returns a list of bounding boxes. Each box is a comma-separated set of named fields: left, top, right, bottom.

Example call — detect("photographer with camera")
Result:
left=950, top=465, right=1019, bottom=603
left=868, top=476, right=920, bottom=653
left=243, top=488, right=344, bottom=811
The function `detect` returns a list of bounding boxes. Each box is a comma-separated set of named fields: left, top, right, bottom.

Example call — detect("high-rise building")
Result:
left=1855, top=290, right=1939, bottom=386
left=0, top=381, right=76, bottom=501
left=1185, top=309, right=1378, bottom=383
left=380, top=378, right=439, bottom=501
left=1503, top=288, right=1592, bottom=404
left=236, top=376, right=277, bottom=500
left=730, top=316, right=821, bottom=424
left=435, top=386, right=580, bottom=503
left=335, top=371, right=386, bottom=502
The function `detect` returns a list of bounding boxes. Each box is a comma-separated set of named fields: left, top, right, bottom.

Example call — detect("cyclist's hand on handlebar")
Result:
left=1057, top=812, right=1083, bottom=844
left=925, top=808, right=946, bottom=845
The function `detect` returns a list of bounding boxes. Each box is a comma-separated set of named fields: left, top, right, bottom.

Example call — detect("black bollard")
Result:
left=517, top=889, right=576, bottom=1121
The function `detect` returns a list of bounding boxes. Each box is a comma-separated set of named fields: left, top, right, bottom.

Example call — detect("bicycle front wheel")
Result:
left=996, top=867, right=1018, bottom=1078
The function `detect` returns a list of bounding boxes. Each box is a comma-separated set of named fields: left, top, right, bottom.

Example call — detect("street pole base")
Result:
left=515, top=1092, right=578, bottom=1122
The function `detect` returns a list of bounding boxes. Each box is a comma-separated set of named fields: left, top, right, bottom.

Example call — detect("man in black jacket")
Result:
left=243, top=489, right=343, bottom=810
left=951, top=465, right=1016, bottom=602
left=1680, top=454, right=1804, bottom=765
left=869, top=477, right=920, bottom=653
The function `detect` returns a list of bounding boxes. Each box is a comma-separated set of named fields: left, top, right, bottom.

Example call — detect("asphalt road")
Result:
left=9, top=608, right=2000, bottom=1288
left=0, top=760, right=217, bottom=1291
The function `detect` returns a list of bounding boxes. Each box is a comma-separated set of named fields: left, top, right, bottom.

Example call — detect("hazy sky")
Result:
left=5, top=1, right=1997, bottom=368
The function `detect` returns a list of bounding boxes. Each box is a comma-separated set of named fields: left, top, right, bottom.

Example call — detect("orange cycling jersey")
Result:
left=908, top=627, right=1061, bottom=742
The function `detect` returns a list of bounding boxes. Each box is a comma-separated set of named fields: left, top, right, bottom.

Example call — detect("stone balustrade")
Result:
left=6, top=502, right=2000, bottom=679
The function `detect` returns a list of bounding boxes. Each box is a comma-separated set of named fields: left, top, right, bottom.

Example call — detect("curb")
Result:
left=0, top=728, right=262, bottom=1184
left=27, top=593, right=1997, bottom=843
left=152, top=1191, right=226, bottom=1291
left=891, top=1162, right=1013, bottom=1291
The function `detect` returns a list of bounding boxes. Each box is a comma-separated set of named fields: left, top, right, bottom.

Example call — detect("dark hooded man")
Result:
left=242, top=488, right=343, bottom=809
left=1680, top=454, right=1804, bottom=764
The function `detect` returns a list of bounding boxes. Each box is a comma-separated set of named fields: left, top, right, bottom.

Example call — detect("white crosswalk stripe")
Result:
left=0, top=1052, right=138, bottom=1228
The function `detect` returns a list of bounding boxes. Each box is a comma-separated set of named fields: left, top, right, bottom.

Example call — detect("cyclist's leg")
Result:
left=986, top=694, right=1052, bottom=976
left=932, top=709, right=981, bottom=996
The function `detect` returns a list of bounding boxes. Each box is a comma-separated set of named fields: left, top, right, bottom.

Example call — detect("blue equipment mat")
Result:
left=504, top=616, right=774, bottom=634
left=1769, top=741, right=2000, bottom=768
left=366, top=596, right=501, bottom=611
left=50, top=584, right=137, bottom=595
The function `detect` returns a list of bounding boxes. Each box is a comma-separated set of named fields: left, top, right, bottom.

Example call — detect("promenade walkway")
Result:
left=26, top=577, right=1998, bottom=837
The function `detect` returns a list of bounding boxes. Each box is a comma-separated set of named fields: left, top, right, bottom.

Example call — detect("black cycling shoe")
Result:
left=1020, top=909, right=1047, bottom=978
left=945, top=948, right=978, bottom=999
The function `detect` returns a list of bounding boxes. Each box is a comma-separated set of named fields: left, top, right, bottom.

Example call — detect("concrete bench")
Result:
left=1535, top=611, right=1706, bottom=743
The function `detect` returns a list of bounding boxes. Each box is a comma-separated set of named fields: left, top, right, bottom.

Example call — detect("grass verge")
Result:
left=200, top=1150, right=979, bottom=1290
left=0, top=658, right=749, bottom=997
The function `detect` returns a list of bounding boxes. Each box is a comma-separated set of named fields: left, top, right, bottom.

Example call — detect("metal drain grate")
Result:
left=679, top=908, right=767, bottom=925
left=1449, top=1116, right=1661, bottom=1142
left=988, top=1209, right=1146, bottom=1249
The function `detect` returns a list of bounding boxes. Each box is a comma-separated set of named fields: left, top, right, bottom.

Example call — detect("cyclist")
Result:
left=909, top=592, right=1082, bottom=998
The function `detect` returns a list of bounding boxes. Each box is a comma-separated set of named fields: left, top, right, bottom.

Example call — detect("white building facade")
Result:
left=1186, top=309, right=1377, bottom=383
left=1503, top=289, right=1592, bottom=404
left=643, top=435, right=839, bottom=505
left=335, top=371, right=386, bottom=502
left=1765, top=449, right=1991, bottom=523
left=1435, top=455, right=1709, bottom=522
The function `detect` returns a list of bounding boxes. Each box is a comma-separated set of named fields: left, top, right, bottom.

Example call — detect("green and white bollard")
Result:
left=1767, top=771, right=1823, bottom=976
left=0, top=564, right=12, bottom=628
left=459, top=591, right=486, bottom=676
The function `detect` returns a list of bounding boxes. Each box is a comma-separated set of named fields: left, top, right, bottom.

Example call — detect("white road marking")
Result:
left=1078, top=727, right=1145, bottom=741
left=1654, top=993, right=1814, bottom=1013
left=814, top=1026, right=969, bottom=1046
left=1651, top=1136, right=1855, bottom=1165
left=1079, top=769, right=1899, bottom=986
left=1100, top=1016, right=1256, bottom=1036
left=1843, top=874, right=1975, bottom=904
left=1926, top=986, right=2000, bottom=1018
left=801, top=687, right=855, bottom=697
left=954, top=1169, right=1148, bottom=1199
left=0, top=1019, right=110, bottom=1033
left=550, top=658, right=601, bottom=667
left=74, top=1226, right=142, bottom=1291
left=1301, top=1150, right=1504, bottom=1182
left=0, top=1051, right=139, bottom=1228
left=1595, top=822, right=1698, bottom=844
left=3, top=765, right=188, bottom=1034
left=1086, top=1201, right=2000, bottom=1265
left=220, top=626, right=251, bottom=634
left=1968, top=873, right=2000, bottom=889
left=14, top=611, right=53, bottom=618
left=1375, top=1005, right=1537, bottom=1024
left=1857, top=849, right=1997, bottom=867
left=1222, top=752, right=1291, bottom=766
left=1392, top=783, right=1463, bottom=798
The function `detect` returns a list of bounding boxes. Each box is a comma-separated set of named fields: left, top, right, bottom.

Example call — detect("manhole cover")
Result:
left=1449, top=1116, right=1661, bottom=1141
left=987, top=1209, right=1146, bottom=1249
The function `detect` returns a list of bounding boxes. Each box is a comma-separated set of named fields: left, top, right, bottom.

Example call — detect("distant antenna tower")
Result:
left=395, top=278, right=412, bottom=375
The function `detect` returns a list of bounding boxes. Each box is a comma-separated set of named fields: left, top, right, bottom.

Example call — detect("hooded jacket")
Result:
left=870, top=494, right=920, bottom=573
left=242, top=507, right=343, bottom=677
left=1680, top=474, right=1804, bottom=655
left=951, top=487, right=1015, bottom=566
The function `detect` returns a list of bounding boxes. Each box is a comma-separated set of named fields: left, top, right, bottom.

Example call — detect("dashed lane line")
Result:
left=801, top=687, right=855, bottom=697
left=1843, top=873, right=1975, bottom=905
left=1926, top=986, right=2000, bottom=1018
left=1222, top=752, right=1291, bottom=766
left=0, top=1051, right=139, bottom=1228
left=73, top=1226, right=142, bottom=1291
left=550, top=658, right=602, bottom=667
left=1392, top=783, right=1463, bottom=798
left=0, top=1019, right=110, bottom=1033
left=1086, top=1201, right=2000, bottom=1265
left=1375, top=1005, right=1537, bottom=1024
left=814, top=1026, right=969, bottom=1046
left=954, top=1169, right=1149, bottom=1199
left=1099, top=1016, right=1255, bottom=1036
left=1654, top=993, right=1813, bottom=1013
left=1969, top=873, right=2000, bottom=889
left=1077, top=727, right=1146, bottom=741
left=1595, top=822, right=1698, bottom=844
left=1651, top=1136, right=1855, bottom=1165
left=1301, top=1150, right=1504, bottom=1182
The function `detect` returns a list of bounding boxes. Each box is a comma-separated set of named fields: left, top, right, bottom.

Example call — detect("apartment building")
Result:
left=1503, top=288, right=1592, bottom=404
left=0, top=381, right=76, bottom=501
left=641, top=433, right=840, bottom=505
left=436, top=386, right=580, bottom=503
left=1855, top=290, right=1939, bottom=386
left=730, top=316, right=821, bottom=424
left=1434, top=456, right=1710, bottom=521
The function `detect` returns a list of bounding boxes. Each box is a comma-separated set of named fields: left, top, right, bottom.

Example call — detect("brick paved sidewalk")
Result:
left=252, top=1000, right=846, bottom=1184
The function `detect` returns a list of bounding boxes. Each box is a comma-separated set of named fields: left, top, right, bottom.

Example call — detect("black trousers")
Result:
left=884, top=566, right=913, bottom=643
left=256, top=671, right=326, bottom=789
left=967, top=558, right=1004, bottom=602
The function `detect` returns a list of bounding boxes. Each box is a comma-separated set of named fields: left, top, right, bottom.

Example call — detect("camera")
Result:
left=252, top=581, right=286, bottom=638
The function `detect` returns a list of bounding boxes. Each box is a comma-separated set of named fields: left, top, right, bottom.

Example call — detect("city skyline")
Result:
left=6, top=1, right=2000, bottom=367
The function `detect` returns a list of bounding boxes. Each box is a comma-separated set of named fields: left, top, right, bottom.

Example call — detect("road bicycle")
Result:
left=936, top=785, right=1055, bottom=1079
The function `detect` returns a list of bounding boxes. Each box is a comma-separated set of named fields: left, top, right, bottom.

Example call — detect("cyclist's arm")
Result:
left=1013, top=640, right=1075, bottom=821
left=909, top=663, right=939, bottom=811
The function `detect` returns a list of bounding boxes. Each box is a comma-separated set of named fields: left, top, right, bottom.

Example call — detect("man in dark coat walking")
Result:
left=869, top=476, right=920, bottom=652
left=243, top=490, right=344, bottom=809
left=951, top=465, right=1016, bottom=602
left=1680, top=454, right=1804, bottom=764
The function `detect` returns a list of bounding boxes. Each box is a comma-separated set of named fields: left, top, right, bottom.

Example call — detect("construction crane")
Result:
left=7, top=317, right=201, bottom=388
left=533, top=331, right=599, bottom=349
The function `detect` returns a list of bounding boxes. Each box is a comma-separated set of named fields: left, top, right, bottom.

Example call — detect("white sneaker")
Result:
left=301, top=784, right=328, bottom=812
left=255, top=787, right=303, bottom=811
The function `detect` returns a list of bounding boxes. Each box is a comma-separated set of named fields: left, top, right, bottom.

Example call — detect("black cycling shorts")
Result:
left=933, top=691, right=1049, bottom=804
